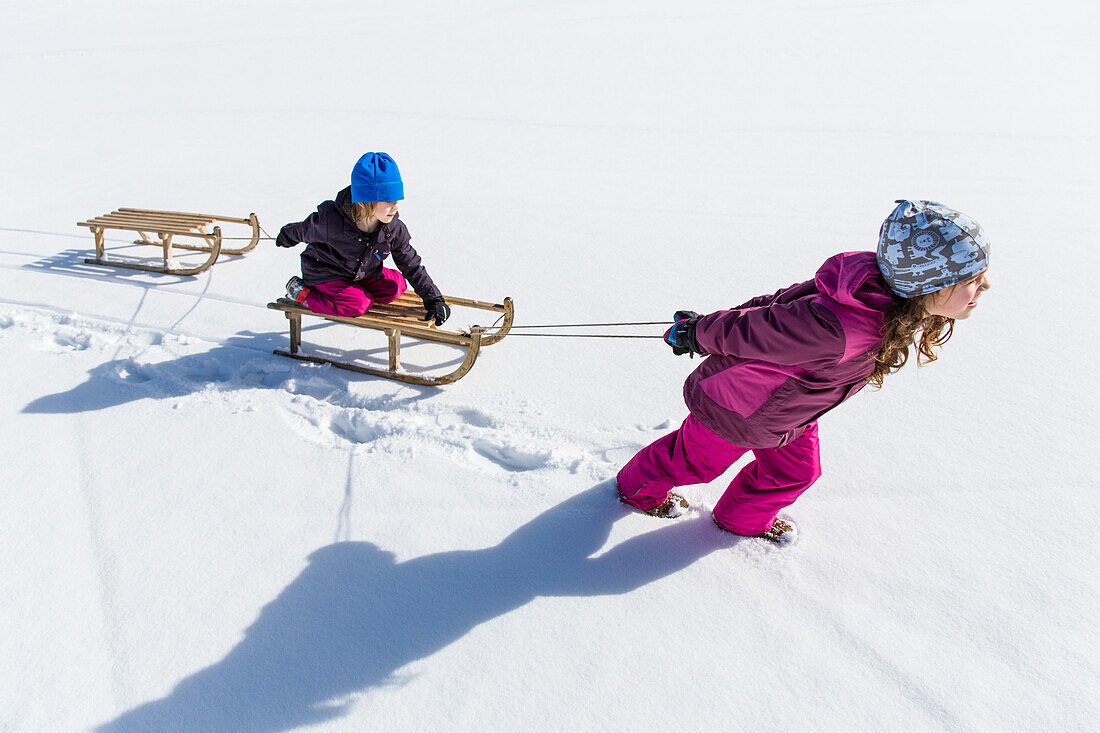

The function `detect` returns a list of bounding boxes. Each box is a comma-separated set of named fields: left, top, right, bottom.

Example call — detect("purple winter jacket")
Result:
left=278, top=187, right=442, bottom=302
left=684, top=251, right=898, bottom=449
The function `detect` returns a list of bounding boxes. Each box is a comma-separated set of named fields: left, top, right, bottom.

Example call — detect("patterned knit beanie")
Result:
left=350, top=152, right=404, bottom=203
left=876, top=200, right=991, bottom=298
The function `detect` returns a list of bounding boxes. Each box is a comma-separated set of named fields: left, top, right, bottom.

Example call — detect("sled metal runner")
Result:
left=267, top=292, right=514, bottom=386
left=78, top=207, right=261, bottom=276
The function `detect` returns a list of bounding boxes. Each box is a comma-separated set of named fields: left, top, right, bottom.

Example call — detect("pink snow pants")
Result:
left=302, top=268, right=408, bottom=317
left=617, top=415, right=821, bottom=536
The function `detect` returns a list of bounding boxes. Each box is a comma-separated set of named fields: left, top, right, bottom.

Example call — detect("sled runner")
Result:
left=266, top=292, right=514, bottom=386
left=78, top=207, right=261, bottom=276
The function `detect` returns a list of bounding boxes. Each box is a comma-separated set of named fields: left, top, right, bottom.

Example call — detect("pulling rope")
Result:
left=506, top=321, right=671, bottom=329
left=504, top=332, right=666, bottom=339
left=232, top=224, right=670, bottom=339
left=219, top=224, right=279, bottom=241
left=501, top=320, right=673, bottom=339
left=221, top=224, right=278, bottom=241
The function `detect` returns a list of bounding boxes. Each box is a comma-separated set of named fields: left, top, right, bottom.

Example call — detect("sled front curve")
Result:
left=267, top=293, right=511, bottom=386
left=365, top=292, right=514, bottom=346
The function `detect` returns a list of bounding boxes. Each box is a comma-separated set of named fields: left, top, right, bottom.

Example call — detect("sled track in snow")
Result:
left=1, top=301, right=665, bottom=486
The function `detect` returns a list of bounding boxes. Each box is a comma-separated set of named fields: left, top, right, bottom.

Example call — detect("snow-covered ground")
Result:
left=2, top=1, right=1098, bottom=730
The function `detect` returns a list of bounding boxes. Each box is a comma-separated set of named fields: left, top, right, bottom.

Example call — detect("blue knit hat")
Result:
left=350, top=152, right=404, bottom=203
left=876, top=200, right=991, bottom=298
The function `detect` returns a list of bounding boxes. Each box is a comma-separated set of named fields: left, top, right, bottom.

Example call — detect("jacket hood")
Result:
left=814, top=251, right=897, bottom=312
left=335, top=185, right=353, bottom=217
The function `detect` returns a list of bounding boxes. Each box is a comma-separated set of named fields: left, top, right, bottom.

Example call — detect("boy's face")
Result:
left=924, top=270, right=991, bottom=320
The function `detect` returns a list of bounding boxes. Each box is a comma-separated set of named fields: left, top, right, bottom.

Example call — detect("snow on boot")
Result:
left=286, top=276, right=309, bottom=303
left=622, top=491, right=689, bottom=519
left=643, top=493, right=690, bottom=518
left=756, top=517, right=798, bottom=545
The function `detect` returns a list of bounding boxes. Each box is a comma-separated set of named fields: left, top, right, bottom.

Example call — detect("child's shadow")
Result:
left=96, top=482, right=733, bottom=732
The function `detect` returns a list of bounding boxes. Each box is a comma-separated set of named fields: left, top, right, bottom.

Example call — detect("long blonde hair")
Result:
left=342, top=200, right=379, bottom=227
left=867, top=293, right=954, bottom=389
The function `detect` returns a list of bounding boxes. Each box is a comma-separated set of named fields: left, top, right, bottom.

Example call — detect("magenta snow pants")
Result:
left=617, top=415, right=821, bottom=536
left=302, top=268, right=408, bottom=317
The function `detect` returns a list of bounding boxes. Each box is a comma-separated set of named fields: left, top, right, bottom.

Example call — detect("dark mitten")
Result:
left=422, top=297, right=451, bottom=326
left=663, top=310, right=705, bottom=357
left=275, top=227, right=297, bottom=248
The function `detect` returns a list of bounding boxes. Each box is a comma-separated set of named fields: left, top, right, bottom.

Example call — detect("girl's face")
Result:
left=924, top=269, right=991, bottom=320
left=374, top=201, right=399, bottom=224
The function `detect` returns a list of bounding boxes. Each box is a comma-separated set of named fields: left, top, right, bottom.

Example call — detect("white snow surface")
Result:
left=3, top=1, right=1099, bottom=731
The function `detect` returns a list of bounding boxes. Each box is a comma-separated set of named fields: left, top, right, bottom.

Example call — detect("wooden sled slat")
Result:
left=267, top=295, right=514, bottom=385
left=117, top=207, right=255, bottom=225
left=78, top=220, right=217, bottom=236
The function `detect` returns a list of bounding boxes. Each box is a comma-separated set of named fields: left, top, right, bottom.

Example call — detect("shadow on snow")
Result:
left=96, top=482, right=733, bottom=731
left=21, top=329, right=440, bottom=414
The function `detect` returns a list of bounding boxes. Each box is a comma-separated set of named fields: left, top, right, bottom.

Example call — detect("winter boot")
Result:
left=616, top=481, right=689, bottom=519
left=641, top=493, right=690, bottom=519
left=756, top=517, right=798, bottom=545
left=286, top=276, right=310, bottom=303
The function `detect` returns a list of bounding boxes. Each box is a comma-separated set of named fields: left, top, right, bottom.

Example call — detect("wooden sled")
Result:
left=78, top=207, right=261, bottom=276
left=267, top=292, right=514, bottom=386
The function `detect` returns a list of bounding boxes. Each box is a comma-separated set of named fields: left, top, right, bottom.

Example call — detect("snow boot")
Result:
left=286, top=276, right=310, bottom=303
left=641, top=493, right=690, bottom=519
left=756, top=517, right=798, bottom=545
left=616, top=481, right=689, bottom=519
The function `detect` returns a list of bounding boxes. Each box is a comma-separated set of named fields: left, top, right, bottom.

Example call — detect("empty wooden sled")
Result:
left=78, top=207, right=261, bottom=276
left=267, top=292, right=514, bottom=386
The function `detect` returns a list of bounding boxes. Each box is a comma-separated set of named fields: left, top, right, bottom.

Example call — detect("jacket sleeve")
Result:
left=731, top=278, right=817, bottom=310
left=390, top=235, right=442, bottom=302
left=694, top=299, right=845, bottom=366
left=279, top=209, right=325, bottom=246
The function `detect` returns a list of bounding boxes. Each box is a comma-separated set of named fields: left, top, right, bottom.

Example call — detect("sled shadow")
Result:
left=96, top=482, right=732, bottom=732
left=21, top=330, right=438, bottom=415
left=24, top=246, right=252, bottom=280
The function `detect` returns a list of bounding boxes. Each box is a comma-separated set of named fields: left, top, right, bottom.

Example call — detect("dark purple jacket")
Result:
left=684, top=251, right=898, bottom=449
left=278, top=187, right=442, bottom=302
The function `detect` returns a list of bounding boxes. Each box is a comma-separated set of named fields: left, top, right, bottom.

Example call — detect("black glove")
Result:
left=422, top=297, right=451, bottom=326
left=275, top=227, right=297, bottom=248
left=663, top=310, right=705, bottom=357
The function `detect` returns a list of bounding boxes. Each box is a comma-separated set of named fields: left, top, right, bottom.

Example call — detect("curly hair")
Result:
left=866, top=294, right=954, bottom=389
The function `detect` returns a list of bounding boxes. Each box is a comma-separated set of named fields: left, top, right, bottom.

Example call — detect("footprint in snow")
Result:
left=600, top=446, right=638, bottom=465
left=182, top=357, right=231, bottom=383
left=113, top=359, right=155, bottom=384
left=282, top=375, right=343, bottom=400
left=456, top=408, right=495, bottom=428
left=238, top=359, right=293, bottom=387
left=472, top=439, right=551, bottom=472
left=127, top=331, right=163, bottom=347
left=49, top=330, right=92, bottom=351
left=328, top=411, right=387, bottom=445
left=435, top=407, right=496, bottom=429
